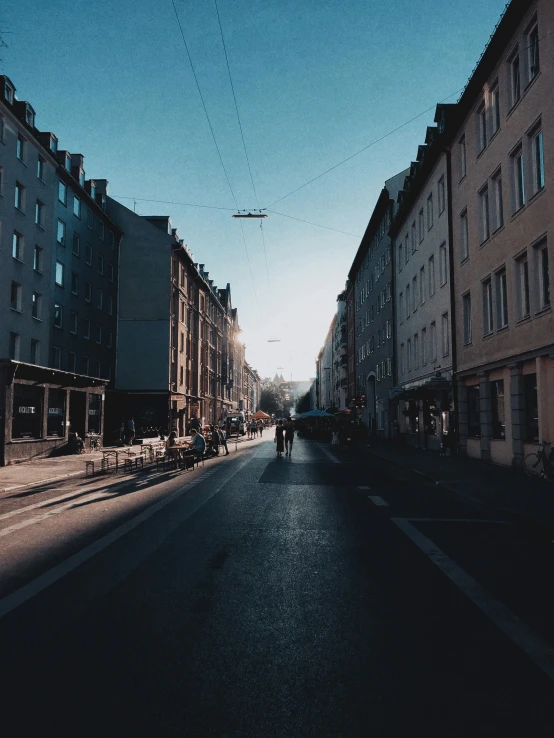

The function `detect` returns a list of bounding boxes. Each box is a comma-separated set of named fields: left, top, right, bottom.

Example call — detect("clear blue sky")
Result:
left=3, top=0, right=508, bottom=381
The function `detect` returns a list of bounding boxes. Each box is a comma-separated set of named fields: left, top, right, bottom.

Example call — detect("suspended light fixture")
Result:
left=232, top=210, right=267, bottom=219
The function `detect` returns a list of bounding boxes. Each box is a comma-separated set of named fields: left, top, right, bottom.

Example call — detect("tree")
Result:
left=296, top=391, right=311, bottom=415
left=260, top=385, right=284, bottom=416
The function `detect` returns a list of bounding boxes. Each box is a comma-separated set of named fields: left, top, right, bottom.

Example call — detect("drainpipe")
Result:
left=445, top=145, right=459, bottom=454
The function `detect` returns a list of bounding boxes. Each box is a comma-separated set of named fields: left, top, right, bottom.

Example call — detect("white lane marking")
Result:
left=392, top=517, right=554, bottom=681
left=0, top=487, right=110, bottom=522
left=406, top=518, right=511, bottom=524
left=0, top=452, right=253, bottom=619
left=318, top=445, right=340, bottom=464
left=357, top=485, right=370, bottom=490
left=368, top=495, right=389, bottom=507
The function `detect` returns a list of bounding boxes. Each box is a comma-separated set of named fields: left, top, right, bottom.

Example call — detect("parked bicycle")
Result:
left=524, top=441, right=554, bottom=481
left=88, top=433, right=101, bottom=452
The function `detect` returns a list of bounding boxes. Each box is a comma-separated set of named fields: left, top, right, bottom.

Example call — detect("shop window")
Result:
left=88, top=394, right=102, bottom=433
left=12, top=384, right=44, bottom=439
left=47, top=389, right=66, bottom=437
left=524, top=373, right=539, bottom=443
left=491, top=380, right=505, bottom=439
left=467, top=386, right=480, bottom=437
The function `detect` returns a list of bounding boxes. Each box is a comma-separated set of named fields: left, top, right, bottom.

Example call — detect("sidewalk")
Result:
left=362, top=440, right=554, bottom=531
left=0, top=435, right=254, bottom=494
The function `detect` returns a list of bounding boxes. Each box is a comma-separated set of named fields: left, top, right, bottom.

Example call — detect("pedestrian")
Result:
left=127, top=417, right=135, bottom=445
left=274, top=420, right=285, bottom=457
left=284, top=417, right=294, bottom=456
left=331, top=430, right=339, bottom=445
left=210, top=425, right=220, bottom=456
left=119, top=420, right=125, bottom=445
left=183, top=428, right=206, bottom=459
left=258, top=420, right=264, bottom=436
left=251, top=419, right=258, bottom=438
left=219, top=426, right=229, bottom=455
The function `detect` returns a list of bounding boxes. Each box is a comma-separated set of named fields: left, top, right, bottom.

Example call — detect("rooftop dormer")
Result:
left=37, top=131, right=58, bottom=154
left=71, top=154, right=85, bottom=186
left=57, top=150, right=72, bottom=172
left=1, top=75, right=15, bottom=105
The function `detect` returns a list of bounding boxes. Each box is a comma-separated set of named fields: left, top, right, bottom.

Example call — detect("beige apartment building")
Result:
left=449, top=0, right=553, bottom=467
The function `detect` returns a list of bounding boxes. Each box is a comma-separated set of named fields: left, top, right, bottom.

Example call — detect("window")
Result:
left=400, top=343, right=405, bottom=375
left=55, top=261, right=64, bottom=287
left=516, top=254, right=530, bottom=320
left=430, top=321, right=437, bottom=362
left=84, top=318, right=90, bottom=340
left=99, top=221, right=105, bottom=240
left=411, top=223, right=416, bottom=253
left=412, top=276, right=418, bottom=312
left=65, top=153, right=71, bottom=171
left=73, top=196, right=81, bottom=218
left=52, top=346, right=62, bottom=369
left=496, top=268, right=508, bottom=328
left=491, top=380, right=505, bottom=439
left=0, top=116, right=3, bottom=141
left=439, top=243, right=448, bottom=285
left=78, top=168, right=85, bottom=187
left=428, top=255, right=435, bottom=296
left=96, top=325, right=102, bottom=345
left=418, top=209, right=424, bottom=242
left=32, top=291, right=41, bottom=319
left=488, top=87, right=499, bottom=140
left=462, top=293, right=472, bottom=345
left=483, top=278, right=494, bottom=334
left=528, top=22, right=540, bottom=79
left=407, top=339, right=412, bottom=371
left=479, top=186, right=490, bottom=243
left=107, top=330, right=113, bottom=349
left=438, top=176, right=445, bottom=214
left=15, top=182, right=24, bottom=210
left=442, top=312, right=449, bottom=356
left=72, top=232, right=80, bottom=256
left=12, top=231, right=23, bottom=261
left=10, top=281, right=22, bottom=311
left=398, top=241, right=403, bottom=272
left=9, top=333, right=20, bottom=360
left=421, top=327, right=427, bottom=366
left=53, top=303, right=63, bottom=328
left=69, top=351, right=77, bottom=373
left=86, top=208, right=93, bottom=229
left=460, top=210, right=469, bottom=261
left=83, top=355, right=90, bottom=375
left=58, top=181, right=67, bottom=205
left=524, top=373, right=539, bottom=442
left=386, top=319, right=392, bottom=339
left=536, top=242, right=550, bottom=309
left=30, top=339, right=40, bottom=365
left=510, top=47, right=521, bottom=107
left=399, top=292, right=404, bottom=322
left=512, top=147, right=525, bottom=210
left=97, top=289, right=103, bottom=309
left=70, top=311, right=78, bottom=334
left=414, top=333, right=419, bottom=369
left=16, top=135, right=25, bottom=162
left=420, top=266, right=425, bottom=304
left=0, top=165, right=3, bottom=195
left=467, top=386, right=481, bottom=437
left=35, top=200, right=45, bottom=227
left=33, top=245, right=42, bottom=272
left=109, top=263, right=114, bottom=283
left=57, top=219, right=66, bottom=246
left=85, top=281, right=92, bottom=302
left=459, top=135, right=467, bottom=179
left=86, top=243, right=93, bottom=265
left=109, top=231, right=115, bottom=250
left=477, top=101, right=487, bottom=152
left=427, top=194, right=433, bottom=229
left=108, top=296, right=113, bottom=316
left=98, top=253, right=104, bottom=275
left=532, top=128, right=545, bottom=193
left=406, top=284, right=411, bottom=319
left=492, top=171, right=504, bottom=230
left=71, top=271, right=79, bottom=295
left=404, top=234, right=409, bottom=264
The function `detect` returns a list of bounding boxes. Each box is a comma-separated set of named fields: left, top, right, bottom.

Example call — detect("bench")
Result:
left=122, top=454, right=145, bottom=473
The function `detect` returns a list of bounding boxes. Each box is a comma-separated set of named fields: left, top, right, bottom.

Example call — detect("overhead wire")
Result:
left=266, top=210, right=361, bottom=238
left=213, top=0, right=272, bottom=300
left=170, top=0, right=258, bottom=301
left=111, top=195, right=237, bottom=211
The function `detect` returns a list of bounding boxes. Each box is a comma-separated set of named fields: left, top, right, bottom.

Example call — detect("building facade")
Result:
left=391, top=120, right=454, bottom=451
left=448, top=0, right=554, bottom=467
left=317, top=316, right=336, bottom=411
left=332, top=292, right=348, bottom=411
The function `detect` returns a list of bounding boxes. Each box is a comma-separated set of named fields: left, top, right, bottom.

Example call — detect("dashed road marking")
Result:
left=318, top=445, right=340, bottom=464
left=357, top=485, right=370, bottom=490
left=368, top=495, right=389, bottom=507
left=392, top=517, right=554, bottom=682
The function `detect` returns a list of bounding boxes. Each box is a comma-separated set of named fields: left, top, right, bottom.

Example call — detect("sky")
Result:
left=2, top=0, right=508, bottom=381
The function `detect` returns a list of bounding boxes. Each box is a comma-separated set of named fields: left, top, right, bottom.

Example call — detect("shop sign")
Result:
left=89, top=409, right=99, bottom=415
left=48, top=408, right=64, bottom=415
left=18, top=406, right=36, bottom=414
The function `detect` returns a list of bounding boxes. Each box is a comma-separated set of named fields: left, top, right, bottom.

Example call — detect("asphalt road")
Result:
left=2, top=437, right=554, bottom=737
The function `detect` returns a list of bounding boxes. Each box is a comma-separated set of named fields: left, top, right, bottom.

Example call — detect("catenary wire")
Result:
left=266, top=209, right=361, bottom=238
left=112, top=195, right=237, bottom=211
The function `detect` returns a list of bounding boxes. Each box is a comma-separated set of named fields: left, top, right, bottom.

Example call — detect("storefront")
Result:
left=0, top=360, right=107, bottom=466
